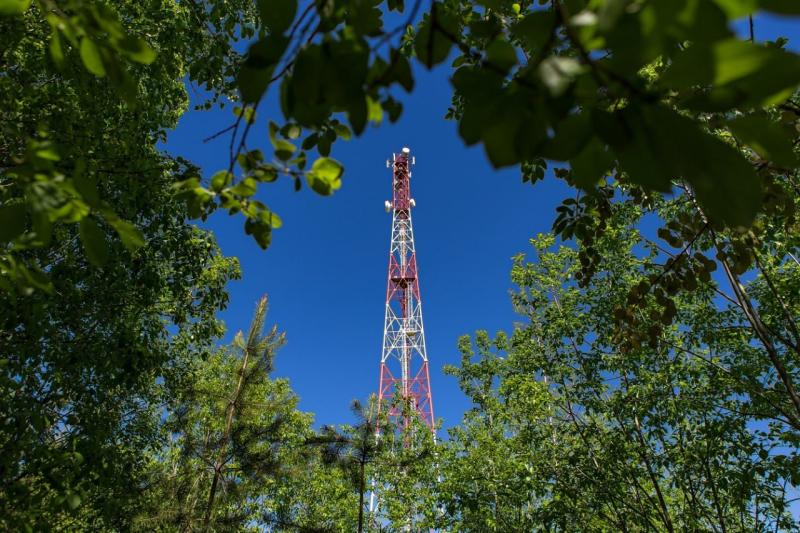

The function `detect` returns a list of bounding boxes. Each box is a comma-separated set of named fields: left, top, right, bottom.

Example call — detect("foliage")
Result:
left=169, top=0, right=800, bottom=248
left=0, top=0, right=257, bottom=291
left=440, top=202, right=799, bottom=531
left=367, top=402, right=442, bottom=532
left=10, top=1, right=793, bottom=252
left=314, top=399, right=384, bottom=533
left=0, top=1, right=246, bottom=527
left=136, top=296, right=360, bottom=532
left=0, top=156, right=238, bottom=530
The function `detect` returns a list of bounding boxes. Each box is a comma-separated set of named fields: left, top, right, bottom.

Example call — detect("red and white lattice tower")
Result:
left=376, top=147, right=435, bottom=431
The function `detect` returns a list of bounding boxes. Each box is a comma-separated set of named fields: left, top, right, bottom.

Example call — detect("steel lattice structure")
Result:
left=376, top=147, right=435, bottom=431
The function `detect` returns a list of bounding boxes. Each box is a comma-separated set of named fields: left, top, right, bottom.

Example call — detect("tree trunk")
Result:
left=358, top=460, right=366, bottom=533
left=202, top=345, right=252, bottom=530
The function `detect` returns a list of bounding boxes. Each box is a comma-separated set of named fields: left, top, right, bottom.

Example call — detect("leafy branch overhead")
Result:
left=188, top=0, right=799, bottom=250
left=4, top=0, right=799, bottom=262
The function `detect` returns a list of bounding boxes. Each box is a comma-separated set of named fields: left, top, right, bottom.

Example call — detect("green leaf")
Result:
left=334, top=123, right=352, bottom=140
left=458, top=99, right=496, bottom=145
left=476, top=95, right=531, bottom=168
left=266, top=210, right=282, bottom=228
left=318, top=131, right=333, bottom=156
left=664, top=39, right=778, bottom=87
left=759, top=0, right=800, bottom=14
left=273, top=139, right=296, bottom=161
left=238, top=149, right=264, bottom=171
left=414, top=3, right=458, bottom=69
left=284, top=45, right=331, bottom=127
left=618, top=105, right=762, bottom=227
left=306, top=157, right=344, bottom=195
left=469, top=17, right=502, bottom=40
left=379, top=50, right=414, bottom=92
left=49, top=30, right=65, bottom=68
left=511, top=11, right=556, bottom=52
left=393, top=52, right=414, bottom=92
left=211, top=171, right=233, bottom=192
left=238, top=68, right=271, bottom=104
left=108, top=218, right=145, bottom=251
left=237, top=35, right=288, bottom=103
left=662, top=39, right=800, bottom=109
left=79, top=38, right=106, bottom=77
left=350, top=1, right=383, bottom=36
left=654, top=0, right=731, bottom=43
left=712, top=0, right=759, bottom=18
left=367, top=96, right=383, bottom=125
left=727, top=113, right=798, bottom=167
left=257, top=0, right=297, bottom=34
left=382, top=97, right=403, bottom=122
left=302, top=133, right=319, bottom=150
left=482, top=118, right=521, bottom=167
left=540, top=112, right=593, bottom=161
left=0, top=0, right=30, bottom=16
left=229, top=178, right=258, bottom=197
left=596, top=0, right=630, bottom=32
left=73, top=172, right=100, bottom=208
left=347, top=96, right=368, bottom=135
left=245, top=218, right=272, bottom=248
left=477, top=0, right=503, bottom=9
left=282, top=123, right=301, bottom=139
left=0, top=204, right=26, bottom=242
left=253, top=165, right=279, bottom=182
left=538, top=56, right=584, bottom=96
left=34, top=144, right=59, bottom=162
left=486, top=39, right=517, bottom=73
left=569, top=139, right=613, bottom=190
left=79, top=218, right=109, bottom=266
left=118, top=36, right=156, bottom=64
left=233, top=106, right=257, bottom=125
left=66, top=491, right=81, bottom=510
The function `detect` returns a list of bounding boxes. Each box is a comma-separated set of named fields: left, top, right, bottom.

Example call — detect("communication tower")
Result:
left=376, top=147, right=435, bottom=431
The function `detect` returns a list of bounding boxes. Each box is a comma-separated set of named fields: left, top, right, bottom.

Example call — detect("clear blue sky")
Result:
left=164, top=13, right=799, bottom=431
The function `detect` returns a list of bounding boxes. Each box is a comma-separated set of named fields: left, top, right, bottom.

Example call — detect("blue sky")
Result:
left=165, top=12, right=799, bottom=432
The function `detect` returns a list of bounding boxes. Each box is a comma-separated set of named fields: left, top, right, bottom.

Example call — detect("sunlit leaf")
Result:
left=79, top=218, right=109, bottom=266
left=108, top=218, right=145, bottom=250
left=728, top=113, right=798, bottom=167
left=306, top=157, right=343, bottom=195
left=0, top=0, right=30, bottom=16
left=79, top=38, right=106, bottom=77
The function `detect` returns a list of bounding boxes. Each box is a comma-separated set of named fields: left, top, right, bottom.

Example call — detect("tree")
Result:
left=440, top=201, right=799, bottom=530
left=313, top=396, right=441, bottom=532
left=0, top=0, right=259, bottom=290
left=262, top=450, right=358, bottom=532
left=136, top=296, right=316, bottom=531
left=0, top=161, right=238, bottom=529
left=367, top=400, right=442, bottom=532
left=315, top=399, right=384, bottom=533
left=1, top=1, right=250, bottom=526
